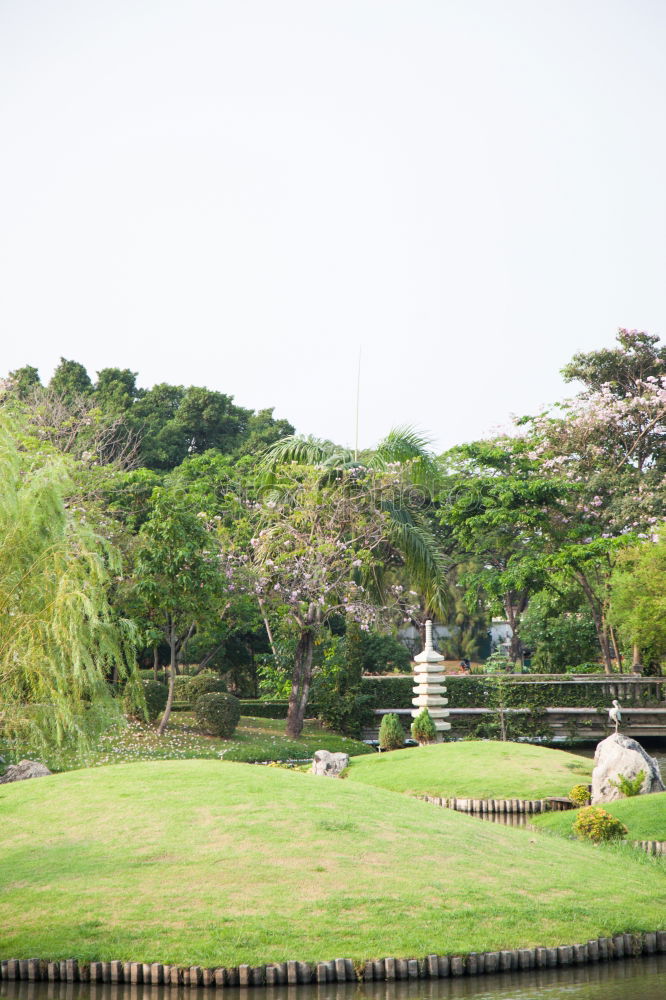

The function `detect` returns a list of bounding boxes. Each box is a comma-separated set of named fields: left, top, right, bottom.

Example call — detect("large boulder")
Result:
left=0, top=760, right=52, bottom=784
left=311, top=749, right=349, bottom=778
left=591, top=733, right=664, bottom=804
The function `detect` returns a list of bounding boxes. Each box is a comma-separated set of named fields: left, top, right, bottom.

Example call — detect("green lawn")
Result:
left=0, top=759, right=663, bottom=966
left=534, top=791, right=666, bottom=841
left=1, top=714, right=373, bottom=772
left=345, top=741, right=592, bottom=799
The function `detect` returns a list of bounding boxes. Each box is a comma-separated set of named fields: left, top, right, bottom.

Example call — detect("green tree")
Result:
left=95, top=368, right=141, bottom=412
left=133, top=486, right=227, bottom=733
left=610, top=530, right=666, bottom=672
left=0, top=418, right=136, bottom=756
left=6, top=365, right=41, bottom=399
left=49, top=358, right=93, bottom=401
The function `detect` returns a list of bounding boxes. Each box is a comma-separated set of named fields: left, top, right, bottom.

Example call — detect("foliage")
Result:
left=610, top=529, right=666, bottom=671
left=360, top=675, right=666, bottom=712
left=125, top=680, right=168, bottom=723
left=193, top=692, right=241, bottom=738
left=0, top=418, right=137, bottom=755
left=378, top=712, right=405, bottom=750
left=572, top=806, right=628, bottom=843
left=358, top=630, right=412, bottom=674
left=609, top=770, right=646, bottom=798
left=411, top=708, right=436, bottom=745
left=569, top=783, right=591, bottom=807
left=313, top=623, right=372, bottom=737
left=521, top=588, right=600, bottom=672
left=133, top=484, right=227, bottom=733
left=187, top=671, right=227, bottom=701
left=483, top=649, right=511, bottom=673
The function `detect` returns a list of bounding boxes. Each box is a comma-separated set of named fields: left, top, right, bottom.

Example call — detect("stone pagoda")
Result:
left=411, top=619, right=450, bottom=740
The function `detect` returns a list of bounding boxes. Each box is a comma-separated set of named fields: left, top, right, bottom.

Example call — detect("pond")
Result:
left=2, top=956, right=666, bottom=1000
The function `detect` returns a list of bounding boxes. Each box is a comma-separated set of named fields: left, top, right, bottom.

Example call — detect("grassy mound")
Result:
left=345, top=741, right=592, bottom=799
left=534, top=791, right=666, bottom=841
left=0, top=760, right=664, bottom=966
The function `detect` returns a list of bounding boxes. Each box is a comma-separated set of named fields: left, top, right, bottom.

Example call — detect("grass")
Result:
left=0, top=759, right=663, bottom=966
left=533, top=791, right=666, bottom=841
left=1, top=714, right=373, bottom=772
left=345, top=741, right=593, bottom=799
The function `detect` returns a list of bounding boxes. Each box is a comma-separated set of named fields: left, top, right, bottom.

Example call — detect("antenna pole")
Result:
left=355, top=348, right=361, bottom=461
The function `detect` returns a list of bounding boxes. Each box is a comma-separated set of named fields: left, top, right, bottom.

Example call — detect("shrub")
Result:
left=411, top=708, right=436, bottom=745
left=379, top=713, right=405, bottom=751
left=173, top=675, right=193, bottom=701
left=573, top=806, right=628, bottom=844
left=194, top=692, right=241, bottom=738
left=610, top=770, right=645, bottom=797
left=188, top=671, right=227, bottom=701
left=569, top=783, right=591, bottom=807
left=125, top=679, right=168, bottom=723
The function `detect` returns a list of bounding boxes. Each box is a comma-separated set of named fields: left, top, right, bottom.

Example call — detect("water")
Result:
left=3, top=957, right=666, bottom=1000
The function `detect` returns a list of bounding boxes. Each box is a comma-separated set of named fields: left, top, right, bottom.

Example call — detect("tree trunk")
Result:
left=609, top=625, right=623, bottom=673
left=502, top=596, right=524, bottom=668
left=258, top=596, right=279, bottom=661
left=631, top=643, right=643, bottom=673
left=152, top=644, right=159, bottom=681
left=157, top=618, right=177, bottom=735
left=285, top=628, right=315, bottom=739
left=575, top=572, right=613, bottom=674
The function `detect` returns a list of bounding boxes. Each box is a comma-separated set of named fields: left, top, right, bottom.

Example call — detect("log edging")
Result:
left=418, top=795, right=574, bottom=814
left=2, top=932, right=665, bottom=987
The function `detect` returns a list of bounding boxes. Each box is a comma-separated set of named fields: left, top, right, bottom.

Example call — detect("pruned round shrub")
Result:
left=411, top=708, right=437, bottom=745
left=188, top=671, right=227, bottom=701
left=572, top=806, right=628, bottom=844
left=379, top=712, right=405, bottom=751
left=569, top=783, right=591, bottom=807
left=194, top=692, right=241, bottom=738
left=125, top=679, right=168, bottom=723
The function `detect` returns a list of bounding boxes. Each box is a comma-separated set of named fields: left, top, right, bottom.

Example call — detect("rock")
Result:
left=311, top=750, right=349, bottom=777
left=0, top=759, right=52, bottom=784
left=591, top=733, right=664, bottom=804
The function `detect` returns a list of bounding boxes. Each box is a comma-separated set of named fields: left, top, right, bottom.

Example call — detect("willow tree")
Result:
left=0, top=419, right=136, bottom=758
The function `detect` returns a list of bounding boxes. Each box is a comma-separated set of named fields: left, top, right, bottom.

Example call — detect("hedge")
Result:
left=360, top=676, right=666, bottom=711
left=238, top=701, right=321, bottom=720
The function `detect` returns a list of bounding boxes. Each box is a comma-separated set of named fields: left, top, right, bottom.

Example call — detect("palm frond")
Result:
left=383, top=502, right=453, bottom=618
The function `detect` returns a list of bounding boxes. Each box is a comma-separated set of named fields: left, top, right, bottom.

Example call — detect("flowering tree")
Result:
left=248, top=467, right=415, bottom=738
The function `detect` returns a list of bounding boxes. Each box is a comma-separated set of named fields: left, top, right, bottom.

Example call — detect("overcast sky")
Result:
left=1, top=1, right=665, bottom=453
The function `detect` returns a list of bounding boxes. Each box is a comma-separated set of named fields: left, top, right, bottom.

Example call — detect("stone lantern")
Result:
left=411, top=620, right=450, bottom=741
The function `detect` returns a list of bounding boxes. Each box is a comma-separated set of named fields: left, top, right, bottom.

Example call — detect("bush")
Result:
left=194, top=692, right=241, bottom=738
left=173, top=675, right=193, bottom=701
left=411, top=708, right=436, bottom=745
left=610, top=770, right=645, bottom=797
left=379, top=713, right=405, bottom=751
left=569, top=783, right=591, bottom=807
left=188, top=671, right=227, bottom=701
left=125, top=679, right=168, bottom=723
left=573, top=806, right=628, bottom=844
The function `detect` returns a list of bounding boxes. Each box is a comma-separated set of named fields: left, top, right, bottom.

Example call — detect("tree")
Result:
left=439, top=440, right=567, bottom=663
left=95, top=368, right=142, bottom=412
left=49, top=358, right=93, bottom=401
left=0, top=418, right=136, bottom=757
left=133, top=486, right=227, bottom=733
left=610, top=531, right=666, bottom=673
left=6, top=365, right=41, bottom=399
left=248, top=465, right=413, bottom=738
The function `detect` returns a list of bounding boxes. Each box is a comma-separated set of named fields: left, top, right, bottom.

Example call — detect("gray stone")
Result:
left=591, top=733, right=664, bottom=804
left=0, top=759, right=52, bottom=784
left=311, top=749, right=349, bottom=777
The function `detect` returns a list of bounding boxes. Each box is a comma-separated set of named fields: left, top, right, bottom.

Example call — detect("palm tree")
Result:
left=259, top=425, right=452, bottom=636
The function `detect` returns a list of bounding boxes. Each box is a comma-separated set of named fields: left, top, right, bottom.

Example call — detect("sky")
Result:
left=1, top=1, right=665, bottom=453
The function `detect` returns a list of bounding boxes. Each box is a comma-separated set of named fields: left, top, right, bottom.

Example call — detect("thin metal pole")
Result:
left=354, top=348, right=362, bottom=461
